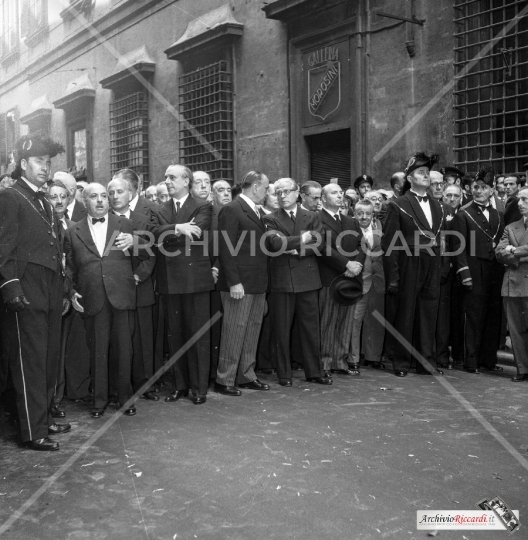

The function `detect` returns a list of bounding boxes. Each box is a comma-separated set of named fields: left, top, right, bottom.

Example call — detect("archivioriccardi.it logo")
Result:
left=417, top=497, right=520, bottom=533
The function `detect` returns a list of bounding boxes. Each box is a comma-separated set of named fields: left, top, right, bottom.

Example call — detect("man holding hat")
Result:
left=354, top=175, right=374, bottom=200
left=0, top=135, right=71, bottom=451
left=317, top=183, right=365, bottom=375
left=381, top=152, right=446, bottom=377
left=450, top=167, right=504, bottom=373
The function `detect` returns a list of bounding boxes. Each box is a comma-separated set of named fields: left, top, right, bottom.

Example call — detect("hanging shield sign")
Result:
left=308, top=60, right=341, bottom=121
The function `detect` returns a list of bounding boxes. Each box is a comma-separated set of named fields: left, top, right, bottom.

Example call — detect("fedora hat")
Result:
left=329, top=275, right=363, bottom=306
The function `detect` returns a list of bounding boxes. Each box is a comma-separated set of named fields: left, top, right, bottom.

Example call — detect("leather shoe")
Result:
left=331, top=368, right=360, bottom=376
left=50, top=405, right=65, bottom=418
left=306, top=377, right=332, bottom=385
left=214, top=383, right=241, bottom=396
left=482, top=365, right=504, bottom=372
left=141, top=391, right=160, bottom=401
left=30, top=437, right=59, bottom=451
left=347, top=362, right=360, bottom=371
left=48, top=423, right=71, bottom=435
left=366, top=361, right=386, bottom=370
left=512, top=373, right=528, bottom=382
left=465, top=368, right=480, bottom=374
left=278, top=378, right=292, bottom=387
left=192, top=395, right=207, bottom=405
left=394, top=371, right=408, bottom=377
left=123, top=407, right=137, bottom=416
left=90, top=408, right=105, bottom=418
left=165, top=390, right=189, bottom=402
left=238, top=379, right=270, bottom=391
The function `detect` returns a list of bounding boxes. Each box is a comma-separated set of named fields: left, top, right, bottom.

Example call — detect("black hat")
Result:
left=474, top=166, right=495, bottom=187
left=403, top=151, right=439, bottom=176
left=329, top=275, right=363, bottom=306
left=354, top=174, right=374, bottom=190
left=440, top=165, right=465, bottom=179
left=15, top=135, right=64, bottom=161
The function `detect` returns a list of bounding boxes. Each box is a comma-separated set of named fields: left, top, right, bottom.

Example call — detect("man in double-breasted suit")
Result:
left=148, top=165, right=214, bottom=405
left=0, top=135, right=70, bottom=451
left=215, top=172, right=270, bottom=395
left=496, top=187, right=528, bottom=381
left=382, top=152, right=446, bottom=376
left=108, top=177, right=157, bottom=401
left=66, top=183, right=141, bottom=418
left=317, top=184, right=365, bottom=374
left=451, top=167, right=504, bottom=373
left=263, top=178, right=331, bottom=387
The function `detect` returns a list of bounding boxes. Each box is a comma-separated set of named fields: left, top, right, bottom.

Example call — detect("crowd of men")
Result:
left=1, top=134, right=528, bottom=453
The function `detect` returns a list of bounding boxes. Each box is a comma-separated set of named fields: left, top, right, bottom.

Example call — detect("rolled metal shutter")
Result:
left=308, top=128, right=351, bottom=189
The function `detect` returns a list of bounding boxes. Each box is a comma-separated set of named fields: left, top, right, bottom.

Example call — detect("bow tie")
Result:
left=475, top=203, right=490, bottom=210
left=414, top=194, right=428, bottom=203
left=92, top=217, right=105, bottom=224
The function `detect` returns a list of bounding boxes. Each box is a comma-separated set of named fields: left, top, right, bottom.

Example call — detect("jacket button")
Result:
left=52, top=256, right=56, bottom=260
left=50, top=241, right=54, bottom=246
left=47, top=230, right=51, bottom=235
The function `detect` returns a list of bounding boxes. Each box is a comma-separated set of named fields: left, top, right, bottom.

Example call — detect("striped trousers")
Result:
left=319, top=286, right=355, bottom=370
left=216, top=292, right=266, bottom=386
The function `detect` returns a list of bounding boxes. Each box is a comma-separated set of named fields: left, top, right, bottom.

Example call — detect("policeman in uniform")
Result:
left=0, top=135, right=70, bottom=451
left=451, top=167, right=505, bottom=373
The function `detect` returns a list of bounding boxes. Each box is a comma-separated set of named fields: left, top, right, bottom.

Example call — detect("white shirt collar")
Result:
left=129, top=193, right=139, bottom=210
left=114, top=208, right=131, bottom=219
left=20, top=177, right=40, bottom=193
left=173, top=192, right=189, bottom=210
left=323, top=207, right=340, bottom=219
left=239, top=193, right=258, bottom=214
left=259, top=205, right=272, bottom=215
left=286, top=205, right=298, bottom=217
left=361, top=222, right=373, bottom=233
left=66, top=199, right=76, bottom=216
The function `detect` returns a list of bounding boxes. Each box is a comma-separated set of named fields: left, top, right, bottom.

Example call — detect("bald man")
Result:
left=53, top=171, right=87, bottom=222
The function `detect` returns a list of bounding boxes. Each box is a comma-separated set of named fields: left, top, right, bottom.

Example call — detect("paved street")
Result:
left=1, top=362, right=527, bottom=540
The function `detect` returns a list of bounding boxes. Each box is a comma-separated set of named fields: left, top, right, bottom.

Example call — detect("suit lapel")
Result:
left=294, top=207, right=310, bottom=235
left=158, top=199, right=176, bottom=224
left=320, top=209, right=341, bottom=235
left=512, top=220, right=527, bottom=245
left=277, top=208, right=295, bottom=235
left=238, top=198, right=265, bottom=230
left=104, top=213, right=121, bottom=254
left=176, top=195, right=196, bottom=224
left=76, top=218, right=100, bottom=258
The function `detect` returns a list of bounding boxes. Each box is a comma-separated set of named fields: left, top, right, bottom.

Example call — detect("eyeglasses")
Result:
left=49, top=194, right=69, bottom=200
left=431, top=182, right=446, bottom=188
left=444, top=194, right=461, bottom=199
left=366, top=197, right=384, bottom=202
left=276, top=189, right=298, bottom=197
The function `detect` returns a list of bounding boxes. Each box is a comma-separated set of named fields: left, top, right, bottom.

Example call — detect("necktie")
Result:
left=334, top=214, right=340, bottom=223
left=61, top=218, right=67, bottom=230
left=64, top=210, right=70, bottom=220
left=415, top=194, right=428, bottom=202
left=290, top=211, right=296, bottom=223
left=120, top=214, right=126, bottom=218
left=175, top=201, right=181, bottom=214
left=92, top=217, right=105, bottom=224
left=524, top=220, right=528, bottom=230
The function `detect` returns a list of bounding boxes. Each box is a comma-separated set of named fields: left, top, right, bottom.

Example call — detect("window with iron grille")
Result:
left=454, top=0, right=528, bottom=175
left=110, top=92, right=149, bottom=185
left=179, top=61, right=234, bottom=181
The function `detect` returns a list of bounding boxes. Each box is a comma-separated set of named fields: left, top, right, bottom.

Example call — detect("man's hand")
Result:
left=462, top=278, right=473, bottom=292
left=345, top=261, right=363, bottom=277
left=6, top=295, right=30, bottom=312
left=212, top=267, right=219, bottom=284
left=230, top=283, right=244, bottom=300
left=134, top=274, right=141, bottom=286
left=284, top=249, right=299, bottom=255
left=301, top=231, right=316, bottom=245
left=176, top=218, right=202, bottom=240
left=386, top=283, right=399, bottom=296
left=115, top=232, right=134, bottom=251
left=62, top=297, right=71, bottom=316
left=71, top=291, right=84, bottom=313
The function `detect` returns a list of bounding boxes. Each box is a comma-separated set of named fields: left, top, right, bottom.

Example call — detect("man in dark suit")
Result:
left=317, top=183, right=365, bottom=375
left=381, top=152, right=446, bottom=377
left=263, top=178, right=331, bottom=387
left=113, top=168, right=157, bottom=217
left=148, top=165, right=214, bottom=405
left=215, top=171, right=271, bottom=395
left=53, top=171, right=88, bottom=222
left=451, top=167, right=504, bottom=373
left=0, top=135, right=70, bottom=451
left=108, top=177, right=158, bottom=401
left=209, top=180, right=232, bottom=383
left=504, top=174, right=523, bottom=225
left=66, top=183, right=141, bottom=418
